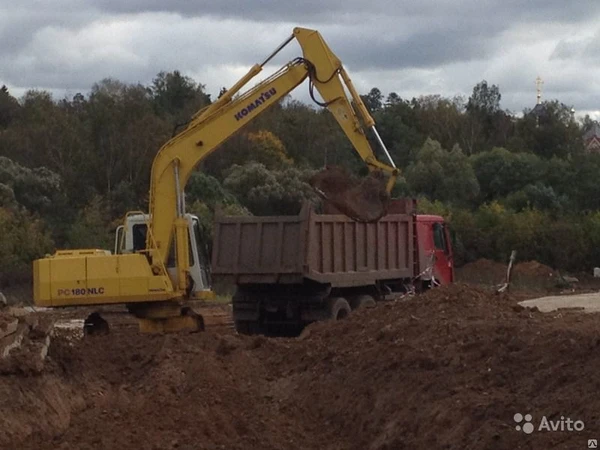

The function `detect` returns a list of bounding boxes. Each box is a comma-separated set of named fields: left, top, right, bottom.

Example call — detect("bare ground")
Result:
left=2, top=283, right=600, bottom=450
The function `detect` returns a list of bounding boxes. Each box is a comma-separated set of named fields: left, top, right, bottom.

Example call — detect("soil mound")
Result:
left=3, top=284, right=599, bottom=449
left=514, top=260, right=555, bottom=279
left=458, top=258, right=557, bottom=290
left=277, top=284, right=599, bottom=449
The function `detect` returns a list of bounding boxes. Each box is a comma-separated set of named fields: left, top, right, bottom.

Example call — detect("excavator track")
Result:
left=128, top=302, right=206, bottom=333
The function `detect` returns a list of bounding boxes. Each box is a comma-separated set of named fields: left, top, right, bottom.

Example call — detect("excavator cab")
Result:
left=114, top=214, right=211, bottom=297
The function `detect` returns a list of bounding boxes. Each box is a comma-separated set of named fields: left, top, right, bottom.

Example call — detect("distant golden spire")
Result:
left=535, top=76, right=544, bottom=105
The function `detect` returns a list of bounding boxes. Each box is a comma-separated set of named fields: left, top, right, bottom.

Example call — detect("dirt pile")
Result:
left=310, top=166, right=390, bottom=222
left=514, top=260, right=555, bottom=279
left=458, top=258, right=558, bottom=290
left=3, top=285, right=600, bottom=449
left=280, top=284, right=600, bottom=449
left=3, top=330, right=340, bottom=450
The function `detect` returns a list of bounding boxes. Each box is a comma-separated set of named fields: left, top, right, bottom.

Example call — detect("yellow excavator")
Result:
left=33, top=27, right=399, bottom=332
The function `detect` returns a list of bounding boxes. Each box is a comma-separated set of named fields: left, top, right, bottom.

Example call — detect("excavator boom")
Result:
left=148, top=27, right=399, bottom=275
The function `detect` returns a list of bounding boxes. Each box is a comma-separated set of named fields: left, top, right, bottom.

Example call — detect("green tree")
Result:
left=88, top=79, right=171, bottom=204
left=405, top=139, right=479, bottom=205
left=413, top=95, right=464, bottom=154
left=246, top=130, right=293, bottom=167
left=255, top=99, right=349, bottom=170
left=563, top=154, right=600, bottom=211
left=0, top=85, right=20, bottom=128
left=373, top=95, right=422, bottom=168
left=203, top=129, right=293, bottom=178
left=66, top=197, right=112, bottom=250
left=0, top=156, right=62, bottom=214
left=518, top=100, right=582, bottom=159
left=0, top=207, right=53, bottom=286
left=361, top=87, right=383, bottom=112
left=0, top=90, right=96, bottom=211
left=467, top=80, right=501, bottom=115
left=504, top=183, right=567, bottom=214
left=151, top=70, right=211, bottom=121
left=463, top=80, right=509, bottom=153
left=385, top=92, right=402, bottom=106
left=223, top=163, right=316, bottom=215
left=470, top=147, right=545, bottom=201
left=186, top=172, right=238, bottom=209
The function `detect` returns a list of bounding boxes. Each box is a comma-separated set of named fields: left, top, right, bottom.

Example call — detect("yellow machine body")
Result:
left=33, top=250, right=175, bottom=307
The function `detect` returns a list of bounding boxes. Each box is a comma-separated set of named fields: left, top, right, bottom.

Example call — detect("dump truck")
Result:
left=211, top=199, right=454, bottom=335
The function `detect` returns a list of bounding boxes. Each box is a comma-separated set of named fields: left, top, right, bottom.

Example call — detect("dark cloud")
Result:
left=1, top=0, right=600, bottom=117
left=0, top=7, right=104, bottom=57
left=90, top=0, right=411, bottom=22
left=91, top=0, right=600, bottom=26
left=325, top=27, right=494, bottom=70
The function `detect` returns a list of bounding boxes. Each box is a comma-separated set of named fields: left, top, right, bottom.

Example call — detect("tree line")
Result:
left=0, top=72, right=598, bottom=285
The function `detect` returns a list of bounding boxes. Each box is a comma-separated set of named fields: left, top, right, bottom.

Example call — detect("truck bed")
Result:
left=211, top=204, right=416, bottom=288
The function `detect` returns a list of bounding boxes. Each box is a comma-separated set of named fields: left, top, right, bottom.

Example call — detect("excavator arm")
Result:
left=148, top=27, right=399, bottom=286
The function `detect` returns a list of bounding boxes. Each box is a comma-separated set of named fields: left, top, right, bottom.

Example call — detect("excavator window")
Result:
left=114, top=225, right=125, bottom=254
left=131, top=223, right=195, bottom=268
left=132, top=224, right=147, bottom=251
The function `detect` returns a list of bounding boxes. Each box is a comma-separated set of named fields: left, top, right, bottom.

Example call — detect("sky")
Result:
left=2, top=1, right=600, bottom=118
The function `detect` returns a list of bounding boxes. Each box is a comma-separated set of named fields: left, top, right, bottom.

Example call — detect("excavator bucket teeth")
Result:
left=310, top=166, right=390, bottom=222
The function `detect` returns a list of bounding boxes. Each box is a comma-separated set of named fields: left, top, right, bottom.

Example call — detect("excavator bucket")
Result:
left=310, top=166, right=390, bottom=222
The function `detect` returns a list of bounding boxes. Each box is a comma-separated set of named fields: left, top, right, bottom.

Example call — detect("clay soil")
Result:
left=2, top=284, right=600, bottom=450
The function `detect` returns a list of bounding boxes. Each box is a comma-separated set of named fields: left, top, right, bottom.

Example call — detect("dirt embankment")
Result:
left=2, top=284, right=600, bottom=449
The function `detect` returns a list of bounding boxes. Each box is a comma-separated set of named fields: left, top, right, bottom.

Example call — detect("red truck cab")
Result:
left=416, top=215, right=454, bottom=285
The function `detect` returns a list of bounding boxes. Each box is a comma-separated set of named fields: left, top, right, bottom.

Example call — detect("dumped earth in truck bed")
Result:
left=2, top=284, right=599, bottom=449
left=310, top=166, right=390, bottom=222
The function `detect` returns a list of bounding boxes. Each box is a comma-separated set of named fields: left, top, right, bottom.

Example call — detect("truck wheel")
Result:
left=349, top=295, right=376, bottom=310
left=235, top=320, right=261, bottom=335
left=326, top=297, right=351, bottom=321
